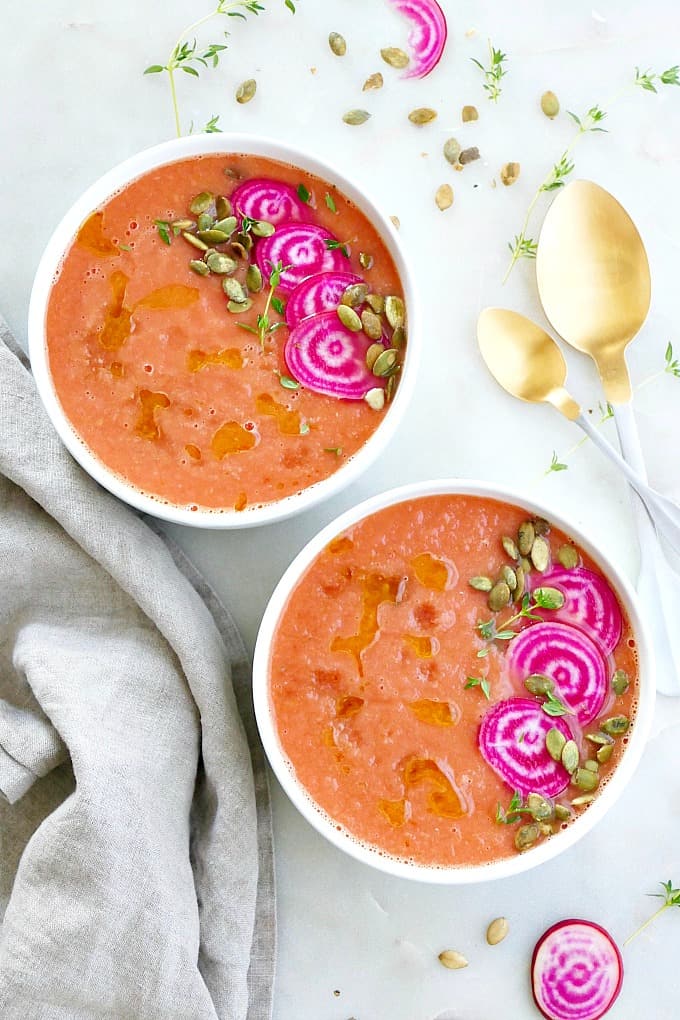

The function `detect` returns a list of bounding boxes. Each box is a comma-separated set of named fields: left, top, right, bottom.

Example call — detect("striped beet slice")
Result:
left=256, top=223, right=348, bottom=294
left=286, top=272, right=363, bottom=329
left=284, top=311, right=383, bottom=400
left=528, top=566, right=622, bottom=655
left=230, top=178, right=309, bottom=225
left=532, top=919, right=624, bottom=1020
left=478, top=698, right=572, bottom=798
left=506, top=621, right=608, bottom=725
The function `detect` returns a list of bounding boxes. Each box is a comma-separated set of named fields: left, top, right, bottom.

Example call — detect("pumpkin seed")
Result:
left=409, top=107, right=437, bottom=126
left=361, top=309, right=383, bottom=340
left=172, top=218, right=195, bottom=230
left=214, top=216, right=238, bottom=236
left=572, top=767, right=598, bottom=792
left=372, top=348, right=399, bottom=377
left=486, top=917, right=509, bottom=946
left=227, top=298, right=252, bottom=313
left=520, top=556, right=532, bottom=574
left=500, top=162, right=521, bottom=187
left=198, top=228, right=230, bottom=244
left=539, top=822, right=554, bottom=836
left=530, top=535, right=550, bottom=572
left=359, top=252, right=374, bottom=269
left=546, top=727, right=566, bottom=761
left=541, top=90, right=560, bottom=118
left=601, top=715, right=630, bottom=735
left=246, top=264, right=263, bottom=292
left=526, top=793, right=554, bottom=822
left=341, top=283, right=369, bottom=308
left=612, top=669, right=630, bottom=696
left=517, top=521, right=535, bottom=556
left=584, top=760, right=599, bottom=773
left=525, top=674, right=555, bottom=697
left=435, top=183, right=454, bottom=211
left=515, top=823, right=539, bottom=851
left=597, top=743, right=614, bottom=765
left=469, top=575, right=493, bottom=592
left=328, top=31, right=347, bottom=56
left=392, top=326, right=406, bottom=348
left=364, top=387, right=385, bottom=411
left=337, top=304, right=362, bottom=332
left=223, top=278, right=248, bottom=303
left=216, top=195, right=232, bottom=220
left=514, top=564, right=525, bottom=602
left=459, top=146, right=480, bottom=165
left=189, top=259, right=210, bottom=276
left=235, top=231, right=254, bottom=251
left=462, top=105, right=479, bottom=122
left=343, top=109, right=371, bottom=126
left=438, top=950, right=468, bottom=970
left=366, top=293, right=385, bottom=314
left=554, top=803, right=571, bottom=821
left=236, top=78, right=257, bottom=104
left=365, top=343, right=384, bottom=371
left=197, top=212, right=213, bottom=232
left=206, top=252, right=238, bottom=275
left=571, top=794, right=595, bottom=807
left=533, top=516, right=551, bottom=535
left=561, top=740, right=579, bottom=774
left=557, top=544, right=579, bottom=569
left=500, top=565, right=517, bottom=591
left=386, top=374, right=397, bottom=402
left=381, top=47, right=410, bottom=69
left=252, top=220, right=275, bottom=238
left=443, top=137, right=462, bottom=165
left=585, top=731, right=613, bottom=747
left=385, top=296, right=405, bottom=330
left=231, top=241, right=249, bottom=260
left=363, top=72, right=384, bottom=91
left=182, top=231, right=209, bottom=251
left=533, top=586, right=565, bottom=609
left=189, top=192, right=214, bottom=215
left=488, top=581, right=511, bottom=612
left=390, top=215, right=400, bottom=230
left=502, top=535, right=519, bottom=561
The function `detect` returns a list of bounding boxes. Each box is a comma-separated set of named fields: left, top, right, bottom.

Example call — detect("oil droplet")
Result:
left=328, top=535, right=354, bottom=555
left=403, top=757, right=464, bottom=819
left=256, top=392, right=301, bottom=436
left=135, top=284, right=199, bottom=310
left=76, top=211, right=120, bottom=257
left=185, top=444, right=201, bottom=460
left=404, top=634, right=437, bottom=659
left=211, top=421, right=257, bottom=458
left=321, top=725, right=336, bottom=748
left=411, top=552, right=449, bottom=591
left=331, top=573, right=402, bottom=676
left=98, top=271, right=132, bottom=350
left=187, top=347, right=244, bottom=372
left=378, top=798, right=407, bottom=827
left=336, top=695, right=364, bottom=720
left=234, top=491, right=248, bottom=511
left=135, top=389, right=171, bottom=441
left=110, top=361, right=124, bottom=378
left=407, top=700, right=456, bottom=727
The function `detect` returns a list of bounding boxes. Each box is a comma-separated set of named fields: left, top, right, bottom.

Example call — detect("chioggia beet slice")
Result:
left=531, top=919, right=624, bottom=1020
left=284, top=311, right=383, bottom=400
left=478, top=698, right=572, bottom=798
left=256, top=222, right=349, bottom=294
left=286, top=271, right=363, bottom=328
left=529, top=566, right=622, bottom=655
left=230, top=178, right=309, bottom=225
left=388, top=0, right=448, bottom=79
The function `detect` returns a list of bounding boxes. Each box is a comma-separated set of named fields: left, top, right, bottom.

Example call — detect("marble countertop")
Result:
left=2, top=1, right=680, bottom=1016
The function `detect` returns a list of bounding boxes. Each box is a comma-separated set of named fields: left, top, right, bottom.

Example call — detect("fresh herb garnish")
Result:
left=237, top=259, right=289, bottom=349
left=665, top=341, right=680, bottom=377
left=471, top=40, right=508, bottom=103
left=634, top=65, right=680, bottom=92
left=325, top=238, right=350, bottom=258
left=496, top=790, right=523, bottom=825
left=155, top=219, right=172, bottom=245
left=476, top=591, right=564, bottom=655
left=541, top=690, right=573, bottom=718
left=324, top=446, right=343, bottom=455
left=299, top=421, right=310, bottom=435
left=271, top=296, right=285, bottom=315
left=547, top=451, right=568, bottom=475
left=297, top=183, right=311, bottom=204
left=465, top=676, right=491, bottom=700
left=203, top=113, right=222, bottom=133
left=118, top=243, right=132, bottom=252
left=325, top=192, right=338, bottom=213
left=624, top=880, right=680, bottom=946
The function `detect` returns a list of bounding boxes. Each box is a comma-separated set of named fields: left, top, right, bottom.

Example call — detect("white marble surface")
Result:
left=3, top=1, right=680, bottom=1017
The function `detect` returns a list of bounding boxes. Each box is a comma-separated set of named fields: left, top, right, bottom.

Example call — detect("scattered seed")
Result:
left=343, top=109, right=371, bottom=126
left=435, top=183, right=454, bottom=210
left=365, top=343, right=384, bottom=371
left=571, top=794, right=596, bottom=807
left=341, top=283, right=369, bottom=307
left=366, top=293, right=385, bottom=314
left=206, top=252, right=238, bottom=275
left=365, top=387, right=385, bottom=411
left=546, top=727, right=567, bottom=762
left=500, top=162, right=521, bottom=186
left=526, top=793, right=554, bottom=822
left=499, top=564, right=517, bottom=591
left=227, top=298, right=253, bottom=313
left=459, top=147, right=480, bottom=165
left=530, top=536, right=550, bottom=572
left=584, top=759, right=599, bottom=773
left=533, top=516, right=550, bottom=536
left=182, top=231, right=209, bottom=251
left=597, top=744, right=614, bottom=765
left=381, top=46, right=410, bottom=69
left=361, top=309, right=383, bottom=341
left=328, top=31, right=347, bottom=56
left=539, top=822, right=554, bottom=836
left=461, top=105, right=479, bottom=122
left=389, top=216, right=400, bottom=230
left=612, top=669, right=630, bottom=696
left=469, top=575, right=493, bottom=592
left=573, top=767, right=599, bottom=792
left=246, top=264, right=263, bottom=292
left=409, top=107, right=437, bottom=126
left=557, top=544, right=579, bottom=569
left=514, top=565, right=525, bottom=602
left=216, top=195, right=232, bottom=220
left=601, top=715, right=630, bottom=735
left=189, top=259, right=210, bottom=276
left=486, top=917, right=509, bottom=946
left=372, top=348, right=399, bottom=377
left=392, top=326, right=406, bottom=348
left=541, top=90, right=560, bottom=118
left=172, top=218, right=195, bottom=230
left=337, top=304, right=362, bottom=331
left=554, top=803, right=571, bottom=821
left=359, top=251, right=374, bottom=269
left=223, top=278, right=249, bottom=303
left=561, top=740, right=579, bottom=774
left=231, top=241, right=249, bottom=260
left=198, top=228, right=230, bottom=244
left=363, top=72, right=384, bottom=91
left=525, top=674, right=555, bottom=697
left=189, top=192, right=214, bottom=215
left=197, top=212, right=213, bottom=232
left=585, top=731, right=614, bottom=747
left=443, top=137, right=462, bottom=166
left=488, top=581, right=511, bottom=612
left=385, top=296, right=405, bottom=330
left=386, top=374, right=397, bottom=402
left=252, top=220, right=275, bottom=238
left=236, top=78, right=257, bottom=104
left=214, top=216, right=238, bottom=236
left=517, top=521, right=535, bottom=556
left=502, top=535, right=519, bottom=561
left=520, top=556, right=532, bottom=574
left=515, top=823, right=540, bottom=851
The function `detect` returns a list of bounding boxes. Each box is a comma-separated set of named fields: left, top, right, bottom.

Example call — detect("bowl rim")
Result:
left=27, top=132, right=421, bottom=529
left=252, top=477, right=655, bottom=884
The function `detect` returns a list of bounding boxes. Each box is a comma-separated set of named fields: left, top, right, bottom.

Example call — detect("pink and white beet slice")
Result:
left=256, top=223, right=349, bottom=294
left=286, top=271, right=364, bottom=329
left=532, top=919, right=624, bottom=1020
left=230, top=178, right=309, bottom=226
left=284, top=311, right=383, bottom=400
left=478, top=697, right=572, bottom=798
left=387, top=0, right=448, bottom=79
left=529, top=566, right=623, bottom=656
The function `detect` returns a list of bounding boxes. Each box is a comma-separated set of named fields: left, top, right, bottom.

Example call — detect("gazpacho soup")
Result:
left=268, top=495, right=638, bottom=868
left=45, top=154, right=406, bottom=512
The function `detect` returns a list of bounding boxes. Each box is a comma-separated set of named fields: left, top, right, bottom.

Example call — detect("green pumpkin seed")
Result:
left=584, top=760, right=599, bottom=773
left=328, top=31, right=347, bottom=56
left=502, top=535, right=519, bottom=561
left=214, top=216, right=238, bottom=236
left=541, top=90, right=560, bottom=119
left=459, top=146, right=480, bottom=165
left=172, top=218, right=195, bottom=231
left=517, top=521, right=535, bottom=556
left=189, top=192, right=214, bottom=215
left=612, top=669, right=630, bottom=696
left=554, top=803, right=571, bottom=822
left=520, top=556, right=532, bottom=574
left=385, top=296, right=405, bottom=330
left=372, top=348, right=399, bottom=377
left=197, top=212, right=214, bottom=232
left=189, top=259, right=210, bottom=276
left=386, top=374, right=397, bottom=402
left=531, top=535, right=550, bottom=572
left=409, top=107, right=437, bottom=126
left=381, top=46, right=410, bottom=69
left=227, top=298, right=253, bottom=314
left=246, top=264, right=263, bottom=292
left=539, top=822, right=554, bottom=836
left=500, top=565, right=517, bottom=591
left=365, top=343, right=384, bottom=371
left=533, top=587, right=565, bottom=609
left=515, top=823, right=540, bottom=852
left=526, top=793, right=554, bottom=822
left=585, top=731, right=614, bottom=747
left=561, top=740, right=579, bottom=774
left=533, top=516, right=551, bottom=535
left=572, top=767, right=598, bottom=792
left=342, top=283, right=369, bottom=308
left=252, top=220, right=275, bottom=238
left=231, top=241, right=249, bottom=260
left=236, top=78, right=257, bottom=104
left=182, top=231, right=209, bottom=251
left=469, top=575, right=493, bottom=592
left=557, top=544, right=579, bottom=569
left=435, top=183, right=454, bottom=211
left=443, top=137, right=461, bottom=165
left=361, top=309, right=383, bottom=340
left=366, top=293, right=385, bottom=314
left=525, top=674, right=555, bottom=697
left=359, top=251, right=374, bottom=269
left=279, top=374, right=299, bottom=390
left=363, top=72, right=384, bottom=91
left=488, top=581, right=511, bottom=612
left=364, top=387, right=385, bottom=411
left=235, top=232, right=254, bottom=251
left=500, top=162, right=521, bottom=187
left=343, top=109, right=371, bottom=126
left=223, top=278, right=248, bottom=303
left=597, top=744, right=614, bottom=765
left=571, top=794, right=595, bottom=807
left=546, top=727, right=566, bottom=762
left=206, top=252, right=238, bottom=275
left=216, top=195, right=232, bottom=220
left=601, top=715, right=630, bottom=736
left=514, top=565, right=525, bottom=602
left=391, top=326, right=406, bottom=348
left=198, top=228, right=230, bottom=244
left=337, top=304, right=362, bottom=332
left=461, top=104, right=479, bottom=122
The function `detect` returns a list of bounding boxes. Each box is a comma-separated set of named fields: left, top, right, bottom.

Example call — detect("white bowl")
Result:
left=28, top=134, right=420, bottom=528
left=253, top=478, right=655, bottom=883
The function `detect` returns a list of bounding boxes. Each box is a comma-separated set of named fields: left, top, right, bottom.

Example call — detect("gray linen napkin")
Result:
left=0, top=317, right=275, bottom=1019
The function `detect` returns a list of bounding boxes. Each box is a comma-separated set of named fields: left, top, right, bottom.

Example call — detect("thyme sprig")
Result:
left=496, top=790, right=523, bottom=825
left=237, top=260, right=289, bottom=350
left=471, top=40, right=508, bottom=103
left=465, top=676, right=491, bottom=700
left=476, top=589, right=562, bottom=657
left=144, top=0, right=296, bottom=137
left=624, top=880, right=680, bottom=946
